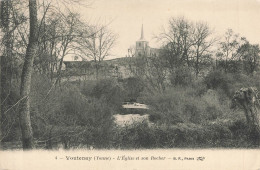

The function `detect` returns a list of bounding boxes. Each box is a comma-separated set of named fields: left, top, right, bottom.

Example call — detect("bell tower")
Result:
left=136, top=24, right=149, bottom=57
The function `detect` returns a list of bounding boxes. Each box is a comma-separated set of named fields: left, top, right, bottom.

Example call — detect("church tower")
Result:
left=136, top=24, right=149, bottom=57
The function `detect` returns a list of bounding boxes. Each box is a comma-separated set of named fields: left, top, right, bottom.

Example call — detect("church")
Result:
left=135, top=24, right=159, bottom=57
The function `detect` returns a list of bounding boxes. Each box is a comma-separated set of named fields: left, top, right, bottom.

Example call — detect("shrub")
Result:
left=169, top=66, right=193, bottom=86
left=149, top=112, right=162, bottom=122
left=1, top=75, right=21, bottom=142
left=142, top=86, right=230, bottom=125
left=122, top=77, right=145, bottom=102
left=81, top=78, right=125, bottom=111
left=111, top=120, right=253, bottom=149
left=204, top=70, right=233, bottom=97
left=204, top=70, right=260, bottom=98
left=228, top=119, right=259, bottom=147
left=28, top=76, right=116, bottom=149
left=49, top=89, right=115, bottom=148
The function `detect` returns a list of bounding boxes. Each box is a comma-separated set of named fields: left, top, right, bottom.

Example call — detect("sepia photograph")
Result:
left=0, top=0, right=260, bottom=169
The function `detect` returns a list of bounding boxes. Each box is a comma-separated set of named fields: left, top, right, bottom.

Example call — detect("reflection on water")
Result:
left=113, top=114, right=149, bottom=126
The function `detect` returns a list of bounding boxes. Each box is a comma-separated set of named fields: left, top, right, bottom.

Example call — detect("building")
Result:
left=61, top=24, right=160, bottom=80
left=135, top=24, right=159, bottom=57
left=135, top=24, right=150, bottom=57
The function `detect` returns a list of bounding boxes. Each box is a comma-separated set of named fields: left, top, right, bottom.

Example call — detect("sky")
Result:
left=66, top=0, right=260, bottom=60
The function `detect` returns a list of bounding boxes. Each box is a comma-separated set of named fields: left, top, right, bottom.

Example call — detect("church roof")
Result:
left=139, top=24, right=146, bottom=41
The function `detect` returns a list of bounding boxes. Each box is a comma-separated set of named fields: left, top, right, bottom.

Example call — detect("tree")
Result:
left=19, top=0, right=38, bottom=149
left=80, top=26, right=117, bottom=79
left=237, top=39, right=260, bottom=75
left=0, top=0, right=33, bottom=145
left=126, top=46, right=168, bottom=93
left=0, top=0, right=18, bottom=145
left=216, top=29, right=240, bottom=72
left=54, top=12, right=85, bottom=84
left=157, top=17, right=194, bottom=71
left=33, top=11, right=85, bottom=84
left=126, top=44, right=151, bottom=78
left=145, top=55, right=168, bottom=93
left=0, top=0, right=93, bottom=149
left=232, top=87, right=260, bottom=145
left=0, top=0, right=12, bottom=145
left=27, top=2, right=88, bottom=82
left=191, top=22, right=216, bottom=78
left=157, top=17, right=215, bottom=79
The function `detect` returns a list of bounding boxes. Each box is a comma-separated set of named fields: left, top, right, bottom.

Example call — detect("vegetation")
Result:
left=0, top=1, right=260, bottom=150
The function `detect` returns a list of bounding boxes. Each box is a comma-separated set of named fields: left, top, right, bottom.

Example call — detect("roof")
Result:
left=139, top=24, right=146, bottom=41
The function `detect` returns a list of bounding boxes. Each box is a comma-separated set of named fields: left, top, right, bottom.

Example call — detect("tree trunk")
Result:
left=196, top=51, right=199, bottom=78
left=19, top=0, right=38, bottom=149
left=95, top=63, right=99, bottom=80
left=233, top=87, right=260, bottom=145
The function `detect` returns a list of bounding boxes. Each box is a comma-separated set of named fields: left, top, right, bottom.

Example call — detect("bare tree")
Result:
left=216, top=29, right=240, bottom=72
left=157, top=17, right=216, bottom=79
left=80, top=26, right=117, bottom=79
left=156, top=17, right=194, bottom=71
left=0, top=0, right=11, bottom=145
left=145, top=56, right=168, bottom=93
left=125, top=45, right=147, bottom=77
left=54, top=12, right=84, bottom=84
left=191, top=22, right=216, bottom=77
left=33, top=10, right=85, bottom=84
left=19, top=0, right=38, bottom=149
left=0, top=0, right=93, bottom=149
left=0, top=0, right=14, bottom=146
left=0, top=0, right=33, bottom=145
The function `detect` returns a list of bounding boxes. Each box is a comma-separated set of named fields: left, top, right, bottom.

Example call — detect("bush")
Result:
left=149, top=112, right=162, bottom=122
left=81, top=78, right=125, bottom=111
left=50, top=90, right=115, bottom=148
left=111, top=120, right=254, bottom=149
left=142, top=87, right=230, bottom=125
left=228, top=119, right=260, bottom=147
left=204, top=70, right=234, bottom=97
left=1, top=84, right=21, bottom=142
left=122, top=77, right=145, bottom=102
left=28, top=76, right=116, bottom=149
left=204, top=70, right=260, bottom=98
left=169, top=66, right=193, bottom=86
